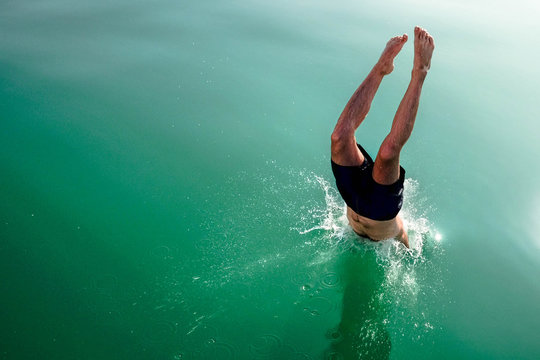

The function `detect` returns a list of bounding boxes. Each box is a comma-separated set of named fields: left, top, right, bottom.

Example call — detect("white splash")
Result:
left=297, top=175, right=348, bottom=239
left=295, top=174, right=441, bottom=302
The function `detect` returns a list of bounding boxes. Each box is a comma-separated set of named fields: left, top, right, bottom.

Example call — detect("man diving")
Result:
left=331, top=26, right=434, bottom=248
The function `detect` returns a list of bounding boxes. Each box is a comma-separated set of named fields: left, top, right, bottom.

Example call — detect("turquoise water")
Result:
left=2, top=0, right=540, bottom=358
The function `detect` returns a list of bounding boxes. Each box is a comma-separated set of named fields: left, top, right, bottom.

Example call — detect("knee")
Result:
left=378, top=140, right=401, bottom=162
left=331, top=131, right=350, bottom=152
left=331, top=130, right=344, bottom=144
left=330, top=130, right=354, bottom=146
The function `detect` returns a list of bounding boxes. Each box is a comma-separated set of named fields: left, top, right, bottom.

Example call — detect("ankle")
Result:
left=411, top=69, right=427, bottom=81
left=373, top=62, right=392, bottom=76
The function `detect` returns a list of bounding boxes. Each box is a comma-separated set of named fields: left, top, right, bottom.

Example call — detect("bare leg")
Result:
left=373, top=26, right=434, bottom=185
left=331, top=34, right=408, bottom=166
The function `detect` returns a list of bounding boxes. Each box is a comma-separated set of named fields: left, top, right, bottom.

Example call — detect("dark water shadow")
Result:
left=324, top=247, right=391, bottom=360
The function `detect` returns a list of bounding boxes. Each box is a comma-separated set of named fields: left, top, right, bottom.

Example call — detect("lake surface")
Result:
left=2, top=0, right=540, bottom=358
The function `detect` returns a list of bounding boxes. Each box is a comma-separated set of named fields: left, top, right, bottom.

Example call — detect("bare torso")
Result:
left=346, top=207, right=409, bottom=247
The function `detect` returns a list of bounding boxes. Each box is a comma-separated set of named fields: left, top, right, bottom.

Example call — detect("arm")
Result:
left=396, top=217, right=409, bottom=248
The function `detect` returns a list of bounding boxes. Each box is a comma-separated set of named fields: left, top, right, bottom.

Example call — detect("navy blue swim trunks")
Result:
left=331, top=144, right=405, bottom=221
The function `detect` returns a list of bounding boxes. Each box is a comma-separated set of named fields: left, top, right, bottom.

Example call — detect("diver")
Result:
left=331, top=26, right=434, bottom=248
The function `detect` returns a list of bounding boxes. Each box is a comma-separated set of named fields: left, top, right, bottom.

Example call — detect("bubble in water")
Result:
left=321, top=272, right=341, bottom=288
left=249, top=334, right=283, bottom=357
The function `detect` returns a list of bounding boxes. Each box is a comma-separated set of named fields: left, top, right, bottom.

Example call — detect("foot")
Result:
left=413, top=26, right=434, bottom=74
left=377, top=34, right=408, bottom=75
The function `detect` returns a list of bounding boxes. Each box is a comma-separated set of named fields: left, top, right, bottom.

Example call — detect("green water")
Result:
left=2, top=0, right=540, bottom=358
